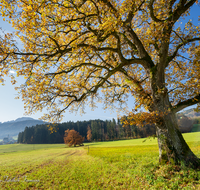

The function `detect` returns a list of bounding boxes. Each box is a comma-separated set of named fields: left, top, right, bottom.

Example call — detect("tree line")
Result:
left=18, top=119, right=156, bottom=144
left=18, top=114, right=200, bottom=144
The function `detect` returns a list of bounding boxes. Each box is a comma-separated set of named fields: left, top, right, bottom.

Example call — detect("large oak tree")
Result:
left=0, top=0, right=199, bottom=167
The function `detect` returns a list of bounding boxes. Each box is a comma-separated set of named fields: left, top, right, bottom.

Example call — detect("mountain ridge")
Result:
left=0, top=117, right=48, bottom=139
left=180, top=108, right=200, bottom=118
left=1, top=117, right=36, bottom=124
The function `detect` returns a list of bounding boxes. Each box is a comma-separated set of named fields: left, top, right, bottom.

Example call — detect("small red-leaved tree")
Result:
left=64, top=129, right=84, bottom=147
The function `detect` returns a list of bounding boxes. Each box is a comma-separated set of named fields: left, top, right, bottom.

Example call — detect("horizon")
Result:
left=0, top=115, right=119, bottom=123
left=0, top=106, right=197, bottom=124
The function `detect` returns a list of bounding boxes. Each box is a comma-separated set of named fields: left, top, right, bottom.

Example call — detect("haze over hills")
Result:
left=180, top=108, right=200, bottom=118
left=0, top=117, right=35, bottom=124
left=0, top=117, right=47, bottom=139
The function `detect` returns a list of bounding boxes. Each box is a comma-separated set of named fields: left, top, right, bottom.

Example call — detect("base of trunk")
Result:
left=156, top=126, right=200, bottom=169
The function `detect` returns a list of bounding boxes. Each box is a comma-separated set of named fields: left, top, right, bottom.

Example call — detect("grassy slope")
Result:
left=85, top=132, right=200, bottom=147
left=0, top=132, right=200, bottom=189
left=0, top=144, right=65, bottom=154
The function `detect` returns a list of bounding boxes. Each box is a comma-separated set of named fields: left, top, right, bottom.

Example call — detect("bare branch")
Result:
left=123, top=26, right=155, bottom=69
left=45, top=62, right=110, bottom=76
left=124, top=0, right=145, bottom=24
left=172, top=30, right=185, bottom=44
left=167, top=37, right=200, bottom=66
left=119, top=68, right=152, bottom=107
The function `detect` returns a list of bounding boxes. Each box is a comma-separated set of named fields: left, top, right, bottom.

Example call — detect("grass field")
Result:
left=0, top=133, right=200, bottom=189
left=0, top=143, right=65, bottom=154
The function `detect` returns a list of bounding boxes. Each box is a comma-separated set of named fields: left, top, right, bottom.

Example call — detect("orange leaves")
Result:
left=87, top=126, right=92, bottom=141
left=121, top=111, right=164, bottom=127
left=64, top=129, right=84, bottom=147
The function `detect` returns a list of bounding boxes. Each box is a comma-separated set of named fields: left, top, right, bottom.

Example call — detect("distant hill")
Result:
left=15, top=117, right=35, bottom=122
left=0, top=117, right=47, bottom=139
left=180, top=108, right=200, bottom=118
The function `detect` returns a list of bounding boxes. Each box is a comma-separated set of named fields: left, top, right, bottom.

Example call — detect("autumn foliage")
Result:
left=64, top=129, right=84, bottom=147
left=87, top=126, right=92, bottom=141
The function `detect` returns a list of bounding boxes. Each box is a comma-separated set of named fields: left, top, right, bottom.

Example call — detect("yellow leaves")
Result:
left=100, top=17, right=119, bottom=32
left=125, top=79, right=133, bottom=85
left=146, top=28, right=151, bottom=35
left=63, top=1, right=70, bottom=7
left=121, top=111, right=164, bottom=127
left=0, top=0, right=199, bottom=124
left=0, top=78, right=4, bottom=84
left=24, top=5, right=32, bottom=11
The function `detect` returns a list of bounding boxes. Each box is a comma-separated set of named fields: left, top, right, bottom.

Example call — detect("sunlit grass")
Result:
left=0, top=144, right=65, bottom=154
left=85, top=132, right=200, bottom=147
left=0, top=132, right=200, bottom=189
left=86, top=139, right=200, bottom=189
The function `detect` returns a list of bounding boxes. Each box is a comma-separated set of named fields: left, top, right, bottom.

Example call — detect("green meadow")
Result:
left=0, top=133, right=200, bottom=189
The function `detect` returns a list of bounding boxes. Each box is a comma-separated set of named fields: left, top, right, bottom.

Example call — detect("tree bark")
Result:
left=155, top=96, right=200, bottom=168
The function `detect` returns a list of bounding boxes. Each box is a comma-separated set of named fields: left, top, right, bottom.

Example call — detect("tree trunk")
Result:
left=155, top=103, right=200, bottom=168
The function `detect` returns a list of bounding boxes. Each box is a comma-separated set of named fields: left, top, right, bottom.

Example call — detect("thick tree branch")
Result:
left=124, top=26, right=155, bottom=69
left=170, top=0, right=196, bottom=24
left=99, top=0, right=119, bottom=18
left=124, top=0, right=145, bottom=24
left=172, top=94, right=200, bottom=113
left=169, top=0, right=176, bottom=9
left=148, top=0, right=165, bottom=23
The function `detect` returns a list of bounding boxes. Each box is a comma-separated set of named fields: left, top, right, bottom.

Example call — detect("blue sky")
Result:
left=0, top=20, right=126, bottom=123
left=0, top=2, right=199, bottom=123
left=0, top=17, right=130, bottom=123
left=0, top=75, right=127, bottom=122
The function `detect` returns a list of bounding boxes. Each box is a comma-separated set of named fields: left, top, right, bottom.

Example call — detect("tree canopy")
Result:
left=64, top=129, right=84, bottom=147
left=0, top=0, right=200, bottom=167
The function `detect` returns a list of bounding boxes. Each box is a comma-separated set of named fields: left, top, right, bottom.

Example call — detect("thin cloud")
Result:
left=9, top=70, right=15, bottom=74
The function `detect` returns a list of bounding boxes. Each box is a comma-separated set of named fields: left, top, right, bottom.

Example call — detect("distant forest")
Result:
left=18, top=119, right=156, bottom=144
left=18, top=114, right=200, bottom=144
